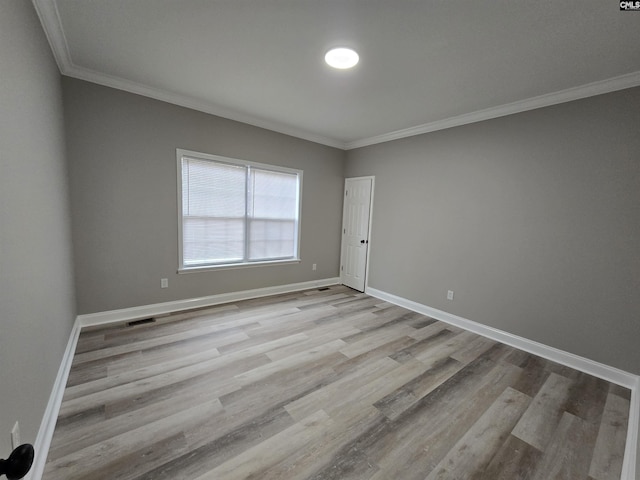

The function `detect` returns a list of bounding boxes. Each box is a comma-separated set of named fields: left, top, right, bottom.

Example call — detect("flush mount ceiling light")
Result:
left=324, top=47, right=359, bottom=69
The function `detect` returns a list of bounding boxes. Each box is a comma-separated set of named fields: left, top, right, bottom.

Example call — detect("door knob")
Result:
left=360, top=240, right=365, bottom=244
left=0, top=444, right=34, bottom=479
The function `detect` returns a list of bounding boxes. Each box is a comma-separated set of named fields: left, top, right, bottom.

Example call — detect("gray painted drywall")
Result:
left=347, top=87, right=640, bottom=376
left=63, top=78, right=346, bottom=314
left=0, top=1, right=76, bottom=456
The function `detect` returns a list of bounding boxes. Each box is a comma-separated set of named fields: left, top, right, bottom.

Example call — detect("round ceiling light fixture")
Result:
left=324, top=47, right=359, bottom=69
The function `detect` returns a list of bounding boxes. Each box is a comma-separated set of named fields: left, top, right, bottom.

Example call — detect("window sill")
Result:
left=178, top=258, right=301, bottom=274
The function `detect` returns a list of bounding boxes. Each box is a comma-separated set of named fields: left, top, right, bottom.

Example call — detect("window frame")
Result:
left=176, top=148, right=303, bottom=273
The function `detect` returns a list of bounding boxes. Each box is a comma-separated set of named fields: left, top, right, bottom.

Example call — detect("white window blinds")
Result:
left=179, top=151, right=301, bottom=269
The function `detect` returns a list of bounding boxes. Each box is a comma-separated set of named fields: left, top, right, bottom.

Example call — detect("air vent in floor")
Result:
left=127, top=318, right=156, bottom=327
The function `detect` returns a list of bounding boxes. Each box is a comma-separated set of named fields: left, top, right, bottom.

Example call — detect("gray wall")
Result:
left=63, top=78, right=346, bottom=314
left=0, top=1, right=76, bottom=455
left=347, top=87, right=640, bottom=376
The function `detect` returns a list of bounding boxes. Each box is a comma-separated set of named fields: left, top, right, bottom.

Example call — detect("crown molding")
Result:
left=31, top=0, right=347, bottom=150
left=64, top=63, right=348, bottom=149
left=33, top=0, right=640, bottom=152
left=345, top=70, right=640, bottom=150
left=32, top=0, right=72, bottom=72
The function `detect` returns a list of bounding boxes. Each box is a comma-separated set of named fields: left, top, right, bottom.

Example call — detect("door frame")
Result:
left=340, top=175, right=375, bottom=292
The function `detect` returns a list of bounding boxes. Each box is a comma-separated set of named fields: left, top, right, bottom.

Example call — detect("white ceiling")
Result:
left=34, top=0, right=640, bottom=149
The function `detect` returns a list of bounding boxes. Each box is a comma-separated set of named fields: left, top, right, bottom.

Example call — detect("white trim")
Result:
left=31, top=0, right=344, bottom=149
left=31, top=1, right=343, bottom=149
left=366, top=286, right=639, bottom=480
left=364, top=177, right=374, bottom=290
left=28, top=283, right=639, bottom=479
left=28, top=278, right=338, bottom=478
left=28, top=318, right=82, bottom=480
left=177, top=148, right=304, bottom=176
left=622, top=378, right=639, bottom=480
left=340, top=176, right=375, bottom=292
left=178, top=258, right=301, bottom=274
left=31, top=0, right=72, bottom=73
left=344, top=71, right=640, bottom=150
left=33, top=1, right=640, bottom=152
left=68, top=64, right=346, bottom=149
left=78, top=277, right=340, bottom=328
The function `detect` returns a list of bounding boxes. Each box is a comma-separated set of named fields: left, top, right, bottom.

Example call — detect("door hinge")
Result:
left=345, top=190, right=348, bottom=196
left=341, top=265, right=344, bottom=271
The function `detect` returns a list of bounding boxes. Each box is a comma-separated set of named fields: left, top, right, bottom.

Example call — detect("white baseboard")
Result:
left=626, top=381, right=640, bottom=480
left=78, top=277, right=341, bottom=328
left=366, top=286, right=639, bottom=480
left=28, top=318, right=82, bottom=480
left=30, top=280, right=638, bottom=479
left=29, top=277, right=339, bottom=479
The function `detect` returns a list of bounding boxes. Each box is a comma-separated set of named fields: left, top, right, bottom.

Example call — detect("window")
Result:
left=177, top=149, right=302, bottom=271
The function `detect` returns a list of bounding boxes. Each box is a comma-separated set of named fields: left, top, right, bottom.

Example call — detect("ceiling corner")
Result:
left=346, top=70, right=640, bottom=150
left=32, top=0, right=73, bottom=74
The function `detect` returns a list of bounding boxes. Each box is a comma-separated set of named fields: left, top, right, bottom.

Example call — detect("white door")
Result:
left=340, top=177, right=373, bottom=292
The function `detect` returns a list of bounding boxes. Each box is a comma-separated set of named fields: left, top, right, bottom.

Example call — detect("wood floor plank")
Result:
left=51, top=386, right=225, bottom=459
left=372, top=356, right=464, bottom=420
left=71, top=324, right=248, bottom=365
left=474, top=434, right=543, bottom=480
left=58, top=356, right=241, bottom=419
left=103, top=353, right=270, bottom=420
left=260, top=406, right=383, bottom=480
left=449, top=334, right=498, bottom=364
left=339, top=324, right=416, bottom=358
left=331, top=334, right=418, bottom=377
left=265, top=322, right=360, bottom=362
left=415, top=330, right=479, bottom=366
left=46, top=400, right=220, bottom=480
left=530, top=411, right=599, bottom=480
left=324, top=358, right=430, bottom=419
left=407, top=320, right=454, bottom=341
left=133, top=405, right=295, bottom=480
left=507, top=354, right=552, bottom=397
left=65, top=359, right=109, bottom=387
left=104, top=331, right=235, bottom=376
left=368, top=349, right=523, bottom=480
left=63, top=346, right=222, bottom=401
left=511, top=371, right=575, bottom=450
left=285, top=356, right=398, bottom=421
left=43, top=286, right=631, bottom=480
left=565, top=372, right=610, bottom=423
left=192, top=410, right=334, bottom=480
left=424, top=386, right=531, bottom=480
left=234, top=338, right=347, bottom=386
left=389, top=327, right=457, bottom=363
left=588, top=392, right=630, bottom=480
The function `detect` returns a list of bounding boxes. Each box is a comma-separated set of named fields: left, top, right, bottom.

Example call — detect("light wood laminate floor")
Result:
left=44, top=285, right=631, bottom=480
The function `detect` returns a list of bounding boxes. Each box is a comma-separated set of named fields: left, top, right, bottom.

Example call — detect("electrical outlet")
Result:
left=11, top=421, right=20, bottom=449
left=161, top=278, right=168, bottom=288
left=447, top=290, right=454, bottom=300
left=312, top=264, right=317, bottom=271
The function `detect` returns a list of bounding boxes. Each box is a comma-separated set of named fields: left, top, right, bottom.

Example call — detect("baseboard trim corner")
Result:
left=623, top=377, right=639, bottom=480
left=29, top=317, right=82, bottom=480
left=78, top=277, right=341, bottom=328
left=365, top=286, right=639, bottom=480
left=30, top=278, right=341, bottom=479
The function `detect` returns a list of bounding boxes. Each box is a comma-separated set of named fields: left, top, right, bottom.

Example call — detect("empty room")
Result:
left=1, top=1, right=639, bottom=479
